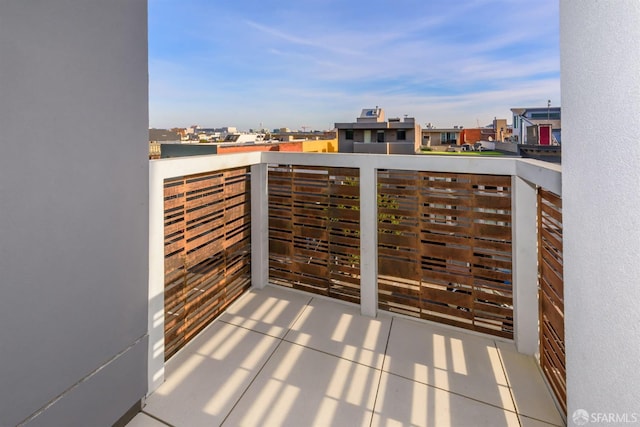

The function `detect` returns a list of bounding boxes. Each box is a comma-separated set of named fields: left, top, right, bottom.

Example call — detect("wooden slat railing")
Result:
left=377, top=170, right=514, bottom=338
left=268, top=165, right=361, bottom=303
left=163, top=167, right=251, bottom=360
left=538, top=188, right=565, bottom=414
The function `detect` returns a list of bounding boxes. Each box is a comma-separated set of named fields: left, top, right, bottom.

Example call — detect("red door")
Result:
left=539, top=125, right=551, bottom=145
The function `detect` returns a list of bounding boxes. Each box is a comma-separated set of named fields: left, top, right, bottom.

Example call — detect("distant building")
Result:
left=335, top=108, right=421, bottom=154
left=149, top=128, right=180, bottom=142
left=220, top=126, right=237, bottom=134
left=421, top=124, right=462, bottom=146
left=155, top=138, right=337, bottom=158
left=272, top=129, right=336, bottom=142
left=460, top=119, right=511, bottom=145
left=421, top=119, right=511, bottom=147
left=511, top=107, right=561, bottom=145
left=170, top=128, right=188, bottom=139
left=222, top=133, right=266, bottom=144
left=492, top=118, right=510, bottom=142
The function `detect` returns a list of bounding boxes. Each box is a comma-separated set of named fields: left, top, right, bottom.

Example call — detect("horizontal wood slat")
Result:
left=538, top=188, right=565, bottom=415
left=377, top=170, right=513, bottom=338
left=268, top=165, right=360, bottom=303
left=163, top=167, right=251, bottom=361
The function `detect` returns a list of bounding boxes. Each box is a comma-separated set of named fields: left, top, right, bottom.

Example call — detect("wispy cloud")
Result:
left=244, top=20, right=363, bottom=57
left=148, top=0, right=559, bottom=130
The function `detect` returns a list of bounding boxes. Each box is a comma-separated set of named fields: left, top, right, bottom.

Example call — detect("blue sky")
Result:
left=149, top=0, right=559, bottom=131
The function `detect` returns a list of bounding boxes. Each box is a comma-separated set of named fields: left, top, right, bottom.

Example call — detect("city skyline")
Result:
left=149, top=0, right=560, bottom=131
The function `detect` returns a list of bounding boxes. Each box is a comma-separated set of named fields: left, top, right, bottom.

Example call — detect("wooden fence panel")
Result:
left=163, top=167, right=251, bottom=361
left=378, top=170, right=513, bottom=338
left=538, top=188, right=566, bottom=414
left=268, top=165, right=361, bottom=303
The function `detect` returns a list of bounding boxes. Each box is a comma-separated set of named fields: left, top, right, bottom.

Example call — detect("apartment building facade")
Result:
left=335, top=108, right=421, bottom=154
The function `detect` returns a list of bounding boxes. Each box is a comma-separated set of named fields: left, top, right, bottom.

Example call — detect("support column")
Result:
left=561, top=0, right=640, bottom=417
left=148, top=164, right=165, bottom=393
left=512, top=176, right=539, bottom=356
left=251, top=162, right=269, bottom=289
left=360, top=164, right=378, bottom=317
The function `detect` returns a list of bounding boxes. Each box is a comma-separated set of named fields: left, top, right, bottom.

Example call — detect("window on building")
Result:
left=397, top=130, right=406, bottom=140
left=345, top=129, right=354, bottom=140
left=530, top=112, right=561, bottom=120
left=377, top=131, right=385, bottom=143
left=440, top=132, right=457, bottom=144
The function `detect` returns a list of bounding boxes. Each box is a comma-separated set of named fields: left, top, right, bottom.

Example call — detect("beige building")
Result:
left=421, top=119, right=511, bottom=147
left=421, top=125, right=462, bottom=147
left=335, top=108, right=421, bottom=154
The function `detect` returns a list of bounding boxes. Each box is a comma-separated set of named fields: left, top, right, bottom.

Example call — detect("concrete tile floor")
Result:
left=128, top=285, right=565, bottom=427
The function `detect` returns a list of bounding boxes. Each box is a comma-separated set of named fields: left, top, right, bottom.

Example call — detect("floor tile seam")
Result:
left=281, top=295, right=393, bottom=371
left=380, top=316, right=394, bottom=372
left=269, top=284, right=362, bottom=312
left=368, top=317, right=395, bottom=427
left=268, top=286, right=510, bottom=346
left=178, top=298, right=315, bottom=357
left=490, top=341, right=564, bottom=426
left=280, top=338, right=386, bottom=372
left=530, top=356, right=567, bottom=425
left=140, top=410, right=176, bottom=427
left=493, top=339, right=521, bottom=426
left=216, top=318, right=292, bottom=340
left=380, top=369, right=521, bottom=416
left=280, top=294, right=315, bottom=342
left=218, top=335, right=288, bottom=427
left=219, top=296, right=312, bottom=426
left=377, top=362, right=510, bottom=390
left=174, top=319, right=286, bottom=360
left=384, top=309, right=512, bottom=345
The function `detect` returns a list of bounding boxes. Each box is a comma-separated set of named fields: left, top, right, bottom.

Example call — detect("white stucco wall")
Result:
left=0, top=1, right=149, bottom=426
left=561, top=0, right=640, bottom=420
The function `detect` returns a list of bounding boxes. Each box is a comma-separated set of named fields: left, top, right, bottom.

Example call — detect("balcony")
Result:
left=136, top=152, right=564, bottom=426
left=131, top=285, right=562, bottom=426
